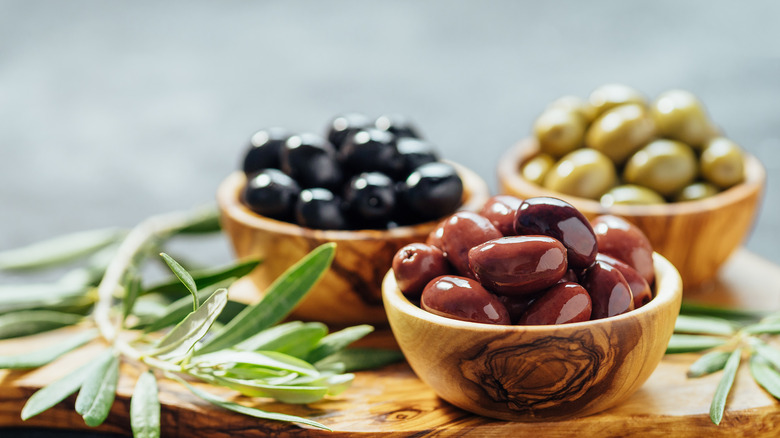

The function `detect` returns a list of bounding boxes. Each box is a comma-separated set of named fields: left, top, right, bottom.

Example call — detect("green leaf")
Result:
left=171, top=207, right=222, bottom=235
left=234, top=321, right=328, bottom=358
left=137, top=287, right=244, bottom=333
left=198, top=243, right=336, bottom=354
left=75, top=353, right=120, bottom=427
left=207, top=375, right=329, bottom=404
left=121, top=274, right=143, bottom=324
left=131, top=371, right=160, bottom=438
left=148, top=289, right=228, bottom=361
left=21, top=350, right=112, bottom=420
left=710, top=347, right=742, bottom=425
left=0, top=329, right=97, bottom=369
left=169, top=374, right=330, bottom=431
left=160, top=253, right=199, bottom=311
left=0, top=283, right=89, bottom=314
left=674, top=315, right=736, bottom=336
left=680, top=301, right=764, bottom=321
left=750, top=338, right=780, bottom=370
left=314, top=348, right=405, bottom=372
left=0, top=228, right=125, bottom=271
left=306, top=325, right=374, bottom=364
left=665, top=334, right=728, bottom=354
left=192, top=350, right=319, bottom=377
left=0, top=310, right=83, bottom=339
left=143, top=259, right=260, bottom=299
left=687, top=350, right=731, bottom=378
left=743, top=321, right=780, bottom=335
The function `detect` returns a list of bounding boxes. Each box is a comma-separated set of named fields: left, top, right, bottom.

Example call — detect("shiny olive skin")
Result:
left=421, top=275, right=511, bottom=325
left=588, top=84, right=647, bottom=116
left=281, top=133, right=342, bottom=190
left=242, top=127, right=290, bottom=174
left=343, top=172, right=396, bottom=226
left=700, top=137, right=745, bottom=189
left=591, top=215, right=655, bottom=284
left=326, top=113, right=372, bottom=149
left=396, top=137, right=439, bottom=176
left=518, top=282, right=592, bottom=325
left=242, top=168, right=301, bottom=221
left=375, top=114, right=422, bottom=139
left=597, top=253, right=652, bottom=309
left=585, top=103, right=656, bottom=165
left=295, top=188, right=349, bottom=230
left=581, top=260, right=634, bottom=320
left=600, top=185, right=666, bottom=207
left=559, top=269, right=580, bottom=284
left=534, top=107, right=586, bottom=158
left=514, top=197, right=598, bottom=269
left=521, top=153, right=555, bottom=186
left=393, top=243, right=450, bottom=299
left=426, top=219, right=447, bottom=250
left=651, top=89, right=714, bottom=148
left=675, top=182, right=720, bottom=202
left=548, top=95, right=596, bottom=123
left=468, top=235, right=568, bottom=296
left=543, top=148, right=617, bottom=200
left=479, top=195, right=523, bottom=236
left=623, top=139, right=698, bottom=197
left=498, top=294, right=538, bottom=324
left=340, top=128, right=404, bottom=176
left=401, top=162, right=464, bottom=221
left=441, top=212, right=503, bottom=278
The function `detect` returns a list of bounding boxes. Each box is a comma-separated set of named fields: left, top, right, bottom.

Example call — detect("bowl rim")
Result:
left=217, top=160, right=490, bottom=241
left=497, top=138, right=766, bottom=217
left=382, top=252, right=682, bottom=333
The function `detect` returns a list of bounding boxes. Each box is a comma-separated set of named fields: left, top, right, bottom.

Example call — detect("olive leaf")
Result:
left=143, top=259, right=260, bottom=299
left=170, top=206, right=221, bottom=235
left=674, top=314, right=736, bottom=336
left=131, top=371, right=161, bottom=438
left=679, top=301, right=765, bottom=321
left=306, top=325, right=374, bottom=363
left=0, top=227, right=125, bottom=271
left=121, top=273, right=143, bottom=324
left=0, top=329, right=97, bottom=369
left=0, top=283, right=89, bottom=314
left=160, top=253, right=199, bottom=311
left=749, top=338, right=780, bottom=370
left=75, top=353, right=120, bottom=427
left=206, top=375, right=329, bottom=403
left=665, top=334, right=728, bottom=354
left=710, top=347, right=742, bottom=425
left=314, top=348, right=405, bottom=373
left=687, top=350, right=732, bottom=378
left=234, top=321, right=328, bottom=358
left=135, top=285, right=244, bottom=333
left=191, top=350, right=319, bottom=377
left=742, top=321, right=780, bottom=335
left=750, top=354, right=780, bottom=399
left=0, top=310, right=83, bottom=339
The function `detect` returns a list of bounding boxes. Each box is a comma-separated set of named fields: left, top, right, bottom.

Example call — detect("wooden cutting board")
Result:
left=1, top=249, right=780, bottom=437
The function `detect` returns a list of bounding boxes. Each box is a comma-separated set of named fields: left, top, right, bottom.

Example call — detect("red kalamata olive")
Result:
left=592, top=215, right=655, bottom=284
left=582, top=260, right=634, bottom=320
left=558, top=269, right=580, bottom=284
left=518, top=282, right=592, bottom=325
left=480, top=195, right=523, bottom=236
left=421, top=275, right=511, bottom=325
left=441, top=212, right=503, bottom=277
left=498, top=293, right=538, bottom=324
left=596, top=253, right=652, bottom=309
left=392, top=243, right=450, bottom=299
left=468, top=235, right=568, bottom=296
left=514, top=197, right=598, bottom=269
left=426, top=219, right=447, bottom=251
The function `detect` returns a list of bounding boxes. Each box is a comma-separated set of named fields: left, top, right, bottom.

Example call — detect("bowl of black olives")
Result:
left=218, top=113, right=490, bottom=326
left=382, top=195, right=683, bottom=421
left=497, top=84, right=765, bottom=288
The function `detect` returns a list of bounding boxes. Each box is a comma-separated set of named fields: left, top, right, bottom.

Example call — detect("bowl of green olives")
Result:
left=218, top=114, right=490, bottom=326
left=498, top=85, right=765, bottom=288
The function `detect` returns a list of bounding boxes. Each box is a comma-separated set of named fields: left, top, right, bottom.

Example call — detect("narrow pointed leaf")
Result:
left=234, top=322, right=328, bottom=358
left=750, top=355, right=780, bottom=400
left=75, top=354, right=120, bottom=427
left=314, top=348, right=405, bottom=372
left=198, top=243, right=335, bottom=354
left=687, top=350, right=731, bottom=378
left=143, top=259, right=260, bottom=298
left=0, top=283, right=89, bottom=314
left=172, top=207, right=222, bottom=235
left=137, top=287, right=244, bottom=333
left=710, top=347, right=741, bottom=425
left=131, top=371, right=160, bottom=438
left=0, top=310, right=83, bottom=339
left=160, top=253, right=198, bottom=311
left=0, top=228, right=125, bottom=271
left=679, top=301, right=764, bottom=321
left=743, top=321, right=780, bottom=335
left=192, top=350, right=318, bottom=377
left=0, top=329, right=97, bottom=369
left=122, top=275, right=143, bottom=323
left=208, top=375, right=329, bottom=404
left=306, top=325, right=374, bottom=363
left=665, top=334, right=727, bottom=354
left=674, top=315, right=736, bottom=336
left=750, top=338, right=780, bottom=370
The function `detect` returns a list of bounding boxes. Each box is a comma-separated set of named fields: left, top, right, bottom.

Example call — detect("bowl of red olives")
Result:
left=382, top=195, right=682, bottom=421
left=218, top=113, right=490, bottom=326
left=497, top=84, right=765, bottom=287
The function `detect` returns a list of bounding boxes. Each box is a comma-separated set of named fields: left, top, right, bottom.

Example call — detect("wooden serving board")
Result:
left=2, top=250, right=780, bottom=437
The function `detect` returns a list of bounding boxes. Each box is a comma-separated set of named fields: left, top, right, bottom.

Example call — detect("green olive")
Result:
left=585, top=103, right=656, bottom=165
left=623, top=139, right=698, bottom=197
left=547, top=95, right=597, bottom=124
left=588, top=84, right=647, bottom=117
left=533, top=107, right=586, bottom=158
left=675, top=182, right=721, bottom=202
left=543, top=148, right=617, bottom=200
left=650, top=89, right=715, bottom=149
left=521, top=153, right=555, bottom=186
left=600, top=185, right=666, bottom=206
left=700, top=137, right=745, bottom=189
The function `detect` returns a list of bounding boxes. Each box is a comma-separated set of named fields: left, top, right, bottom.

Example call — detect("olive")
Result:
left=340, top=128, right=404, bottom=176
left=343, top=172, right=396, bottom=226
left=468, top=235, right=568, bottom=296
left=559, top=269, right=580, bottom=284
left=600, top=185, right=666, bottom=207
left=242, top=127, right=290, bottom=174
left=581, top=260, right=634, bottom=320
left=392, top=243, right=450, bottom=299
left=281, top=133, right=342, bottom=190
left=623, top=139, right=697, bottom=197
left=591, top=215, right=655, bottom=284
left=294, top=188, right=349, bottom=230
left=421, top=275, right=511, bottom=325
left=498, top=294, right=538, bottom=324
left=396, top=137, right=439, bottom=176
left=700, top=137, right=745, bottom=189
left=543, top=148, right=617, bottom=200
left=242, top=168, right=300, bottom=221
left=596, top=253, right=652, bottom=309
left=547, top=95, right=596, bottom=124
left=518, top=282, right=592, bottom=325
left=426, top=219, right=447, bottom=251
left=401, top=162, right=464, bottom=221
left=588, top=84, right=647, bottom=117
left=441, top=212, right=503, bottom=278
left=533, top=107, right=586, bottom=158
left=479, top=195, right=523, bottom=236
left=521, top=153, right=555, bottom=186
left=675, top=182, right=720, bottom=202
left=585, top=103, right=656, bottom=165
left=375, top=114, right=422, bottom=139
left=326, top=113, right=372, bottom=149
left=650, top=89, right=714, bottom=148
left=514, top=197, right=597, bottom=269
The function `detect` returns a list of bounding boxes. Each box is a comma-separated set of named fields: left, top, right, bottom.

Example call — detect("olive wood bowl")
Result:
left=217, top=162, right=490, bottom=327
left=497, top=139, right=765, bottom=288
left=382, top=252, right=682, bottom=421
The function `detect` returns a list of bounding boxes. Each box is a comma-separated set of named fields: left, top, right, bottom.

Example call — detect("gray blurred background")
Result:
left=1, top=0, right=778, bottom=266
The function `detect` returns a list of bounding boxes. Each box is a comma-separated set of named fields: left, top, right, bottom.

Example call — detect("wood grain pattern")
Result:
left=217, top=163, right=490, bottom=327
left=497, top=139, right=766, bottom=288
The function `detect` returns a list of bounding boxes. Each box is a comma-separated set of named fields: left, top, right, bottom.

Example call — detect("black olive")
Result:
left=281, top=133, right=342, bottom=190
left=242, top=127, right=290, bottom=175
left=375, top=114, right=422, bottom=139
left=295, top=188, right=349, bottom=230
left=339, top=128, right=404, bottom=177
left=344, top=172, right=396, bottom=227
left=242, top=168, right=300, bottom=221
left=401, top=162, right=463, bottom=221
left=326, top=113, right=372, bottom=150
left=396, top=137, right=439, bottom=176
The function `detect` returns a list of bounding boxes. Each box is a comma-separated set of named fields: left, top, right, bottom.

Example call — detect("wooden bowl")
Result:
left=497, top=139, right=765, bottom=288
left=382, top=252, right=682, bottom=421
left=217, top=163, right=490, bottom=327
